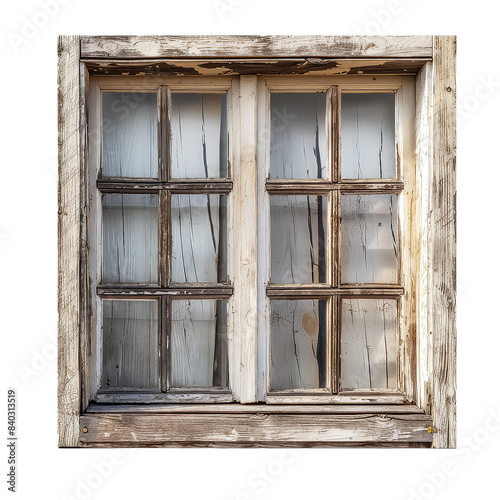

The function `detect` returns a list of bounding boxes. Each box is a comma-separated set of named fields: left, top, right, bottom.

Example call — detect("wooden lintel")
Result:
left=80, top=36, right=433, bottom=59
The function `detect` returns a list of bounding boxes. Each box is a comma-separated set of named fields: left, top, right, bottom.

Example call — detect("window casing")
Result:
left=58, top=35, right=456, bottom=447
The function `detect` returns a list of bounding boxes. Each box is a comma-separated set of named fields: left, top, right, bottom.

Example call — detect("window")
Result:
left=58, top=36, right=456, bottom=447
left=94, top=84, right=233, bottom=403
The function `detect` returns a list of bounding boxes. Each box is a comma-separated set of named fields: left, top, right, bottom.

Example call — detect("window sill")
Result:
left=79, top=404, right=433, bottom=447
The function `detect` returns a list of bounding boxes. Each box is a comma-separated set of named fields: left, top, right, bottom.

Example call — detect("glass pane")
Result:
left=270, top=93, right=327, bottom=179
left=102, top=194, right=158, bottom=284
left=171, top=194, right=227, bottom=283
left=271, top=195, right=327, bottom=284
left=270, top=300, right=327, bottom=391
left=171, top=299, right=228, bottom=388
left=341, top=194, right=398, bottom=284
left=341, top=93, right=396, bottom=179
left=101, top=300, right=159, bottom=389
left=340, top=298, right=398, bottom=390
left=102, top=92, right=158, bottom=178
left=171, top=93, right=228, bottom=178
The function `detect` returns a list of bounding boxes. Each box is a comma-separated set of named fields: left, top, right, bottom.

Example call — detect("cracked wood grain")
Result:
left=79, top=412, right=433, bottom=445
left=341, top=194, right=399, bottom=284
left=431, top=36, right=456, bottom=448
left=270, top=195, right=327, bottom=284
left=170, top=299, right=228, bottom=388
left=270, top=93, right=326, bottom=179
left=171, top=93, right=227, bottom=179
left=171, top=194, right=226, bottom=283
left=102, top=194, right=158, bottom=284
left=270, top=300, right=327, bottom=391
left=101, top=300, right=159, bottom=389
left=58, top=35, right=82, bottom=447
left=340, top=298, right=398, bottom=390
left=341, top=93, right=396, bottom=179
left=101, top=92, right=158, bottom=178
left=80, top=36, right=434, bottom=59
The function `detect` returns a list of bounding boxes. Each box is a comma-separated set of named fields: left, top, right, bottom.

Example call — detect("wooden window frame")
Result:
left=91, top=78, right=236, bottom=404
left=58, top=35, right=456, bottom=448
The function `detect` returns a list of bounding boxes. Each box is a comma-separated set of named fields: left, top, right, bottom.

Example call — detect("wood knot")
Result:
left=302, top=313, right=319, bottom=338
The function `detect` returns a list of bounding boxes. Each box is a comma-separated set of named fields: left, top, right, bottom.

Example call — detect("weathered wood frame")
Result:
left=262, top=76, right=412, bottom=405
left=91, top=76, right=235, bottom=404
left=58, top=35, right=455, bottom=448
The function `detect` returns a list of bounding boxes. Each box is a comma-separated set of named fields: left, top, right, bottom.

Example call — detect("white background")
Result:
left=1, top=1, right=499, bottom=499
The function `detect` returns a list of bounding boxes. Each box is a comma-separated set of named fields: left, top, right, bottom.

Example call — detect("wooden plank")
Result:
left=160, top=296, right=168, bottom=392
left=96, top=74, right=402, bottom=92
left=83, top=58, right=430, bottom=77
left=397, top=76, right=418, bottom=404
left=97, top=286, right=233, bottom=297
left=95, top=392, right=233, bottom=404
left=79, top=412, right=433, bottom=444
left=256, top=76, right=269, bottom=401
left=415, top=61, right=433, bottom=415
left=80, top=36, right=433, bottom=59
left=85, top=403, right=425, bottom=414
left=58, top=35, right=82, bottom=447
left=265, top=75, right=403, bottom=91
left=96, top=75, right=233, bottom=91
left=266, top=393, right=408, bottom=404
left=159, top=191, right=169, bottom=287
left=234, top=76, right=259, bottom=402
left=79, top=441, right=431, bottom=448
left=430, top=36, right=456, bottom=448
left=96, top=180, right=233, bottom=193
left=265, top=179, right=404, bottom=193
left=79, top=62, right=91, bottom=411
left=87, top=76, right=101, bottom=404
left=266, top=286, right=404, bottom=298
left=159, top=85, right=169, bottom=182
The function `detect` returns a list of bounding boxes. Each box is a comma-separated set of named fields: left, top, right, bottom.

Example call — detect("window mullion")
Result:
left=234, top=75, right=259, bottom=403
left=159, top=85, right=171, bottom=183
